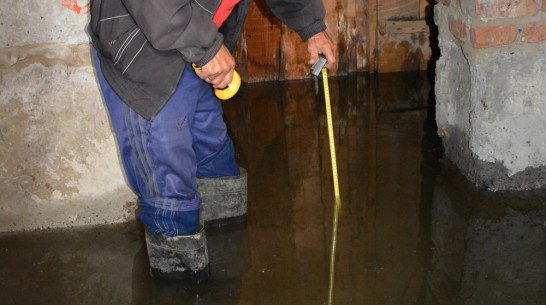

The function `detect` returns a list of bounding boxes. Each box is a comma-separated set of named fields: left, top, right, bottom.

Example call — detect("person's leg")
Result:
left=94, top=51, right=202, bottom=236
left=93, top=50, right=208, bottom=282
left=189, top=79, right=248, bottom=225
left=191, top=80, right=240, bottom=178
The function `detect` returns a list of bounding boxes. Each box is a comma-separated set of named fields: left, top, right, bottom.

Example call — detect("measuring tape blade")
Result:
left=319, top=67, right=342, bottom=305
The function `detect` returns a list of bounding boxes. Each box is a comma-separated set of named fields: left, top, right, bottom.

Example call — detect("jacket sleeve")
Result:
left=264, top=0, right=327, bottom=41
left=121, top=0, right=222, bottom=67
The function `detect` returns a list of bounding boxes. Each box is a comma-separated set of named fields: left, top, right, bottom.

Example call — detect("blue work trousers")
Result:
left=93, top=50, right=240, bottom=237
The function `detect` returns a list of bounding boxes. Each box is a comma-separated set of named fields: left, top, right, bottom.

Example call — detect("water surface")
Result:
left=1, top=72, right=544, bottom=305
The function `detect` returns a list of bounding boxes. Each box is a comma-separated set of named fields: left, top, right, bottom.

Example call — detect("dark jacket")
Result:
left=89, top=0, right=327, bottom=120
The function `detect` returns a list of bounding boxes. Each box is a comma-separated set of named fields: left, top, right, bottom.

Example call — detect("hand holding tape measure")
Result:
left=192, top=63, right=242, bottom=101
left=191, top=44, right=242, bottom=101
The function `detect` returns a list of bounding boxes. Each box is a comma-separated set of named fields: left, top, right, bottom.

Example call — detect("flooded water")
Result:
left=1, top=72, right=544, bottom=305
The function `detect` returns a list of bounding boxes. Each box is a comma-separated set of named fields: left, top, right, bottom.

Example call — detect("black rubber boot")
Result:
left=197, top=168, right=248, bottom=227
left=145, top=224, right=210, bottom=284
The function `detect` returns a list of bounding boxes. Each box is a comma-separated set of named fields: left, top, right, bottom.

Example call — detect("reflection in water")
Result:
left=429, top=169, right=544, bottom=305
left=0, top=72, right=544, bottom=304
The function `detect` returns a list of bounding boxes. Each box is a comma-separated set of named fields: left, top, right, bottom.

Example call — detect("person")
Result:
left=88, top=0, right=336, bottom=283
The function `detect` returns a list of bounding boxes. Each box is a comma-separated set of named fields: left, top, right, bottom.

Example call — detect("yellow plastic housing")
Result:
left=192, top=64, right=241, bottom=101
left=214, top=70, right=241, bottom=100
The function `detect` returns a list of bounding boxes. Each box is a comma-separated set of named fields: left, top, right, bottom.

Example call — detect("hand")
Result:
left=195, top=44, right=235, bottom=89
left=307, top=31, right=336, bottom=69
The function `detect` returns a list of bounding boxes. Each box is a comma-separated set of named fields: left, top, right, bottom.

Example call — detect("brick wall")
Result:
left=441, top=0, right=545, bottom=48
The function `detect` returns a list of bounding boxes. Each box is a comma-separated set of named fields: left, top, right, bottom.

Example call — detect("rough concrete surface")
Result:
left=0, top=44, right=136, bottom=232
left=0, top=0, right=90, bottom=47
left=469, top=51, right=546, bottom=176
left=435, top=37, right=472, bottom=137
left=435, top=5, right=546, bottom=190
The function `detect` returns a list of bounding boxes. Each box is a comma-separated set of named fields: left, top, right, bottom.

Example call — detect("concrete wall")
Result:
left=434, top=0, right=546, bottom=190
left=0, top=1, right=137, bottom=232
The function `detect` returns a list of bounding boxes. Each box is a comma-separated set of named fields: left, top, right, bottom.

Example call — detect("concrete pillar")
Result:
left=434, top=0, right=546, bottom=190
left=0, top=1, right=137, bottom=231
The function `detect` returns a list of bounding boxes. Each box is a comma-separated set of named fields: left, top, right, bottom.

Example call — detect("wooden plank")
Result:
left=355, top=0, right=369, bottom=71
left=420, top=0, right=429, bottom=19
left=377, top=0, right=420, bottom=20
left=338, top=0, right=357, bottom=74
left=383, top=20, right=429, bottom=34
left=368, top=0, right=379, bottom=73
left=239, top=0, right=282, bottom=83
left=377, top=29, right=430, bottom=73
left=279, top=26, right=309, bottom=80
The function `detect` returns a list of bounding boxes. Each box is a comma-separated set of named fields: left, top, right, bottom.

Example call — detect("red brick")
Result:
left=475, top=0, right=539, bottom=19
left=523, top=22, right=546, bottom=43
left=470, top=24, right=517, bottom=48
left=448, top=15, right=467, bottom=39
left=543, top=0, right=546, bottom=11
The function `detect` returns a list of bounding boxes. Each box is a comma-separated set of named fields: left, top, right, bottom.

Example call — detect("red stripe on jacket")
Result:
left=213, top=0, right=241, bottom=28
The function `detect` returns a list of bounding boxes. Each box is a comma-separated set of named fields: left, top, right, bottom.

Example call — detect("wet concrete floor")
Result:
left=1, top=72, right=544, bottom=305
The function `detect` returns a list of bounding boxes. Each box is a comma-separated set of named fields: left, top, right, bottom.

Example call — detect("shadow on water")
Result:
left=0, top=73, right=544, bottom=305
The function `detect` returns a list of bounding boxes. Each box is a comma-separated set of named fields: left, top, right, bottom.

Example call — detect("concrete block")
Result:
left=0, top=44, right=136, bottom=232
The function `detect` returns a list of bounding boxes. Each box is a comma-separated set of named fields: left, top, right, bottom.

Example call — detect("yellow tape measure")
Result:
left=313, top=60, right=341, bottom=305
left=321, top=68, right=340, bottom=199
